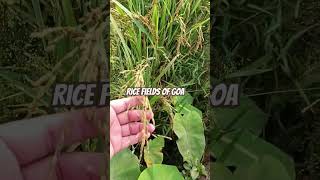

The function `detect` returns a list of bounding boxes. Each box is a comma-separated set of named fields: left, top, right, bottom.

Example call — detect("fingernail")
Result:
left=148, top=124, right=155, bottom=132
left=147, top=111, right=154, bottom=118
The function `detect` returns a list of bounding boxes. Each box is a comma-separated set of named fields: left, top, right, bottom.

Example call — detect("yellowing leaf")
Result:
left=173, top=111, right=205, bottom=163
left=144, top=137, right=165, bottom=167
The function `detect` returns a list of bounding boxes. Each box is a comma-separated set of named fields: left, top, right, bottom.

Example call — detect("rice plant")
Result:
left=110, top=0, right=210, bottom=179
left=1, top=0, right=108, bottom=116
left=1, top=0, right=210, bottom=178
left=110, top=0, right=210, bottom=96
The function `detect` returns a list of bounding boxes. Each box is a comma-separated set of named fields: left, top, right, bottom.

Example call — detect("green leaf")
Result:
left=240, top=55, right=272, bottom=71
left=225, top=68, right=273, bottom=79
left=61, top=0, right=77, bottom=26
left=190, top=166, right=200, bottom=179
left=173, top=92, right=193, bottom=106
left=149, top=96, right=161, bottom=106
left=210, top=130, right=296, bottom=180
left=172, top=92, right=194, bottom=112
left=210, top=163, right=234, bottom=180
left=144, top=137, right=165, bottom=167
left=111, top=149, right=140, bottom=180
left=31, top=0, right=44, bottom=27
left=282, top=24, right=319, bottom=55
left=212, top=96, right=267, bottom=135
left=0, top=70, right=49, bottom=106
left=247, top=155, right=291, bottom=180
left=247, top=4, right=273, bottom=16
left=173, top=111, right=205, bottom=163
left=138, top=164, right=184, bottom=180
left=179, top=104, right=203, bottom=119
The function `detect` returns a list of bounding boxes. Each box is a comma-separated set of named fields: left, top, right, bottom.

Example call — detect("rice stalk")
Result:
left=124, top=63, right=155, bottom=161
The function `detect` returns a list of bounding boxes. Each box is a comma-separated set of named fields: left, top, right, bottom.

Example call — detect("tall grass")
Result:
left=110, top=0, right=210, bottom=100
left=1, top=0, right=108, bottom=117
left=1, top=0, right=109, bottom=178
left=212, top=0, right=320, bottom=178
left=110, top=0, right=210, bottom=171
left=1, top=0, right=210, bottom=177
left=1, top=1, right=109, bottom=172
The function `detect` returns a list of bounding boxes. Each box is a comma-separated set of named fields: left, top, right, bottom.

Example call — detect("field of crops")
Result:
left=110, top=0, right=210, bottom=179
left=0, top=0, right=320, bottom=179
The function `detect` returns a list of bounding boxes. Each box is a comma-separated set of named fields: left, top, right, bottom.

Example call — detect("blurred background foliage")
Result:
left=211, top=0, right=320, bottom=179
left=1, top=0, right=320, bottom=179
left=0, top=0, right=108, bottom=154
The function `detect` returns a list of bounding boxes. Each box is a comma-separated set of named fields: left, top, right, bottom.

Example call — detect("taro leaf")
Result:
left=210, top=130, right=295, bottom=180
left=110, top=149, right=140, bottom=180
left=144, top=137, right=165, bottom=167
left=247, top=155, right=291, bottom=180
left=172, top=92, right=194, bottom=111
left=172, top=92, right=201, bottom=117
left=179, top=104, right=202, bottom=119
left=210, top=163, right=235, bottom=180
left=173, top=111, right=205, bottom=163
left=212, top=96, right=267, bottom=135
left=138, top=164, right=184, bottom=180
left=210, top=156, right=293, bottom=180
left=231, top=155, right=292, bottom=180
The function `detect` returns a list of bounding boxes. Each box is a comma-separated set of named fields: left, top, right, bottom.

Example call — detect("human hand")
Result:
left=0, top=96, right=155, bottom=180
left=110, top=96, right=155, bottom=158
left=0, top=108, right=108, bottom=180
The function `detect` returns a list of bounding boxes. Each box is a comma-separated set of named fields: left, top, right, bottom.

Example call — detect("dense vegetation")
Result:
left=0, top=0, right=319, bottom=179
left=0, top=0, right=108, bottom=171
left=110, top=0, right=210, bottom=179
left=211, top=0, right=320, bottom=179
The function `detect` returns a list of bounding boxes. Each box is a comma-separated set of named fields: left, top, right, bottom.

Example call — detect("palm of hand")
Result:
left=110, top=97, right=154, bottom=158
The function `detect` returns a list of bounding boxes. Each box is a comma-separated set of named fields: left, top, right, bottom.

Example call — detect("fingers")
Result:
left=0, top=140, right=23, bottom=180
left=121, top=131, right=152, bottom=149
left=0, top=107, right=107, bottom=166
left=110, top=96, right=144, bottom=114
left=22, top=152, right=106, bottom=180
left=117, top=110, right=153, bottom=125
left=121, top=123, right=155, bottom=137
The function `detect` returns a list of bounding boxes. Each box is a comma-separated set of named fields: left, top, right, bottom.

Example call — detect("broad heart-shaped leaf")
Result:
left=172, top=92, right=202, bottom=118
left=173, top=111, right=205, bottom=163
left=110, top=149, right=140, bottom=180
left=179, top=104, right=202, bottom=119
left=210, top=130, right=295, bottom=180
left=247, top=155, right=291, bottom=180
left=138, top=164, right=184, bottom=180
left=210, top=163, right=235, bottom=180
left=212, top=96, right=267, bottom=135
left=210, top=156, right=292, bottom=180
left=172, top=92, right=194, bottom=112
left=144, top=137, right=165, bottom=167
